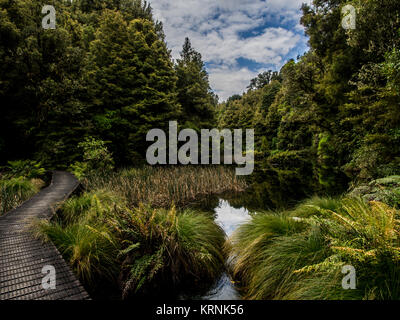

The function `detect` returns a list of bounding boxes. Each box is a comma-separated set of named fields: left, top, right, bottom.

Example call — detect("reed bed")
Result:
left=83, top=166, right=248, bottom=208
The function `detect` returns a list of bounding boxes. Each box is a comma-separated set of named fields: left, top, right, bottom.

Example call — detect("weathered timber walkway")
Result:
left=0, top=171, right=90, bottom=300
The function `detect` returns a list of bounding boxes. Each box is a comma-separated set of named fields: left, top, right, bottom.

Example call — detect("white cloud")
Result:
left=208, top=65, right=260, bottom=102
left=151, top=0, right=311, bottom=100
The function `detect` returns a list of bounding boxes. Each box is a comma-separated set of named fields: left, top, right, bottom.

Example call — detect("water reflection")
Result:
left=197, top=273, right=240, bottom=300
left=215, top=199, right=251, bottom=237
left=197, top=199, right=251, bottom=300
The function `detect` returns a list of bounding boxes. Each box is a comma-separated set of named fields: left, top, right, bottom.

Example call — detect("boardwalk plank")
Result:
left=0, top=171, right=90, bottom=300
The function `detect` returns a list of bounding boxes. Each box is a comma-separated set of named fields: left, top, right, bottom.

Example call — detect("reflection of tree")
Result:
left=185, top=195, right=220, bottom=213
left=219, top=181, right=301, bottom=212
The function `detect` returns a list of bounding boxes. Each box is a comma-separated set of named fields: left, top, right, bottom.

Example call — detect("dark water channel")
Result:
left=182, top=198, right=252, bottom=300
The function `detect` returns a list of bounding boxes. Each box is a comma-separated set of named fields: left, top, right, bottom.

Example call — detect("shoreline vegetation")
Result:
left=1, top=0, right=400, bottom=301
left=231, top=177, right=400, bottom=300
left=31, top=170, right=400, bottom=300
left=33, top=166, right=245, bottom=299
left=2, top=164, right=398, bottom=300
left=83, top=166, right=248, bottom=208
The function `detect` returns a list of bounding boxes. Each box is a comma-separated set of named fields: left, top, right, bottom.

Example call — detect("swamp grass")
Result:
left=230, top=196, right=400, bottom=300
left=33, top=166, right=234, bottom=298
left=0, top=177, right=44, bottom=214
left=83, top=166, right=248, bottom=208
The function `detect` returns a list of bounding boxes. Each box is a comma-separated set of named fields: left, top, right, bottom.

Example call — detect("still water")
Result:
left=185, top=199, right=252, bottom=300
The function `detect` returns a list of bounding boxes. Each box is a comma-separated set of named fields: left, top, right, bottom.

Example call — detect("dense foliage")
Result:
left=2, top=0, right=400, bottom=301
left=0, top=160, right=45, bottom=214
left=0, top=0, right=217, bottom=168
left=218, top=0, right=400, bottom=201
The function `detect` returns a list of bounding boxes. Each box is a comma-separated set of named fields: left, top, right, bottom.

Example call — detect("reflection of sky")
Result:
left=200, top=273, right=240, bottom=300
left=215, top=200, right=251, bottom=237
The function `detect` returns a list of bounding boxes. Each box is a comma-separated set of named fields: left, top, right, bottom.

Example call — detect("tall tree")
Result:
left=175, top=37, right=216, bottom=130
left=247, top=70, right=280, bottom=91
left=0, top=0, right=179, bottom=167
left=86, top=10, right=180, bottom=164
left=0, top=0, right=90, bottom=167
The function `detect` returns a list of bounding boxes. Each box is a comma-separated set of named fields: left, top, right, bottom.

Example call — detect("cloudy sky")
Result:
left=151, top=0, right=312, bottom=101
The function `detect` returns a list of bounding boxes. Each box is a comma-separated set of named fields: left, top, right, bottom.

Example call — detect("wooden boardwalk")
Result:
left=0, top=171, right=90, bottom=300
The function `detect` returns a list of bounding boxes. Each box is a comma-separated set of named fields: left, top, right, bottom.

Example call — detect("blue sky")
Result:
left=151, top=0, right=312, bottom=101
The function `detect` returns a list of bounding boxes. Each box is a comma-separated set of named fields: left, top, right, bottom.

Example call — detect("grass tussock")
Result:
left=0, top=177, right=43, bottom=214
left=33, top=189, right=122, bottom=284
left=34, top=219, right=119, bottom=284
left=34, top=188, right=226, bottom=298
left=83, top=166, right=247, bottom=208
left=60, top=189, right=125, bottom=224
left=113, top=205, right=225, bottom=298
left=231, top=196, right=400, bottom=300
left=287, top=196, right=343, bottom=219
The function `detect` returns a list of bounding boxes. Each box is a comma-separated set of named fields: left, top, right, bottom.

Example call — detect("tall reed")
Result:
left=84, top=166, right=247, bottom=208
